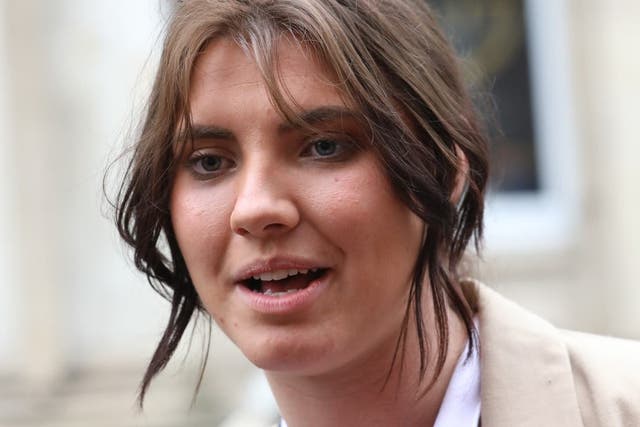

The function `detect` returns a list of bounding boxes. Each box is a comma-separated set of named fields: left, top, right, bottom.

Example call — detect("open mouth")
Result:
left=241, top=268, right=329, bottom=296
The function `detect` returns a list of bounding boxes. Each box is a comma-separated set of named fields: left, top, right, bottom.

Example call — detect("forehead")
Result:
left=188, top=36, right=350, bottom=124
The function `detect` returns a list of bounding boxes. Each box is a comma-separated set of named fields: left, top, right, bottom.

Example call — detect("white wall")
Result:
left=0, top=0, right=20, bottom=373
left=47, top=0, right=170, bottom=368
left=0, top=0, right=177, bottom=383
left=574, top=0, right=640, bottom=338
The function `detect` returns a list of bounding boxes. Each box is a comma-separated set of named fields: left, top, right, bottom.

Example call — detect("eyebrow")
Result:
left=182, top=106, right=362, bottom=143
left=277, top=106, right=362, bottom=133
left=185, top=125, right=234, bottom=141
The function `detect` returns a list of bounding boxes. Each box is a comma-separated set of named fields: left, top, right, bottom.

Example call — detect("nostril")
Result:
left=263, top=223, right=289, bottom=232
left=234, top=226, right=250, bottom=236
left=230, top=197, right=300, bottom=237
left=233, top=222, right=290, bottom=237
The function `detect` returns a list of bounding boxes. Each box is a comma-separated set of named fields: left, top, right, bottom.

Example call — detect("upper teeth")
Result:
left=252, top=268, right=317, bottom=282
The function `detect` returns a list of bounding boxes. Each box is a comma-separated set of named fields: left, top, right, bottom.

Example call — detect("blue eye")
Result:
left=198, top=155, right=222, bottom=172
left=312, top=139, right=338, bottom=157
left=301, top=136, right=359, bottom=162
left=188, top=152, right=234, bottom=178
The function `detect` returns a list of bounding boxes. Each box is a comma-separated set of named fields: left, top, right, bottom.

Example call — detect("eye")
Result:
left=187, top=152, right=235, bottom=178
left=198, top=155, right=222, bottom=171
left=312, top=139, right=338, bottom=157
left=302, top=136, right=356, bottom=161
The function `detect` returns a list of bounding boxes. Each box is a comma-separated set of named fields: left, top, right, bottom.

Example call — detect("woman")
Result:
left=115, top=1, right=640, bottom=425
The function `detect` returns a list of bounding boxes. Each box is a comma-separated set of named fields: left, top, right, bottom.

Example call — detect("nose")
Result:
left=229, top=165, right=300, bottom=238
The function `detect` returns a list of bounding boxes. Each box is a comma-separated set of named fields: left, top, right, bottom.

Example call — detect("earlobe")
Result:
left=451, top=145, right=470, bottom=211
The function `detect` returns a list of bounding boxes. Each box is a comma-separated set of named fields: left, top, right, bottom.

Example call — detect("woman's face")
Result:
left=170, top=37, right=424, bottom=376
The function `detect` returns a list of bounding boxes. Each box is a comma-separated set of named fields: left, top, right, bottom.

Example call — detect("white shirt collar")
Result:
left=433, top=335, right=481, bottom=427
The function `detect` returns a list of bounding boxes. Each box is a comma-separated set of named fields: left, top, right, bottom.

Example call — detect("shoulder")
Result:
left=560, top=329, right=640, bottom=425
left=463, top=280, right=640, bottom=427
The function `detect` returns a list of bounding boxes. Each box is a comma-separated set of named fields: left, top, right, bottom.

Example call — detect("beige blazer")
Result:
left=464, top=281, right=640, bottom=427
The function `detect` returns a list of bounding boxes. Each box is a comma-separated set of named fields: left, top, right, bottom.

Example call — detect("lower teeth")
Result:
left=263, top=288, right=299, bottom=296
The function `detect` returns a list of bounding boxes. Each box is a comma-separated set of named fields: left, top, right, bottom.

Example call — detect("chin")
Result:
left=239, top=332, right=337, bottom=375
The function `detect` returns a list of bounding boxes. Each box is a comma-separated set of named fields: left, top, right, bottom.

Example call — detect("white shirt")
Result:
left=433, top=338, right=481, bottom=427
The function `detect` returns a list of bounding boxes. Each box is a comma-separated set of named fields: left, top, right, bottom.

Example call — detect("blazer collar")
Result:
left=462, top=280, right=584, bottom=427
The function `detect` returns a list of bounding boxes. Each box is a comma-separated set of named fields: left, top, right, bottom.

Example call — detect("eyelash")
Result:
left=187, top=152, right=235, bottom=179
left=300, top=136, right=357, bottom=161
left=185, top=136, right=358, bottom=179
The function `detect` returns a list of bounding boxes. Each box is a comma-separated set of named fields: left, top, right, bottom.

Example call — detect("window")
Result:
left=431, top=0, right=580, bottom=252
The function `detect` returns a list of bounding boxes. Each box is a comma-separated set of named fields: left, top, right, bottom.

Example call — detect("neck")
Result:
left=265, top=302, right=468, bottom=427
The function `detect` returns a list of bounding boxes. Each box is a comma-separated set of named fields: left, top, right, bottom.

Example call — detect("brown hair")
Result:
left=115, top=0, right=489, bottom=406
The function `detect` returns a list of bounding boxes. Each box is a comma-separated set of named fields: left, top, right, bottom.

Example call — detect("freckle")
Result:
left=233, top=322, right=238, bottom=327
left=334, top=177, right=340, bottom=183
left=218, top=317, right=225, bottom=325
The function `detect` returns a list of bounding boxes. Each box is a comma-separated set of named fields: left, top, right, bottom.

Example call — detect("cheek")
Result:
left=170, top=178, right=234, bottom=279
left=314, top=164, right=419, bottom=247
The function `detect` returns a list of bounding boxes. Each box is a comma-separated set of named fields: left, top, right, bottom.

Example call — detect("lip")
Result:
left=232, top=257, right=331, bottom=315
left=232, top=257, right=329, bottom=282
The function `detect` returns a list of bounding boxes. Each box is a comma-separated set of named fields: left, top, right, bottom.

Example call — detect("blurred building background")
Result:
left=0, top=0, right=638, bottom=426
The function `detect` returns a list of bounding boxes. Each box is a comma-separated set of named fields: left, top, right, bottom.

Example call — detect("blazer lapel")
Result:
left=463, top=281, right=584, bottom=427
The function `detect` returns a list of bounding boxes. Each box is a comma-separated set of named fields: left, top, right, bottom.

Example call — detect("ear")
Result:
left=451, top=145, right=470, bottom=211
